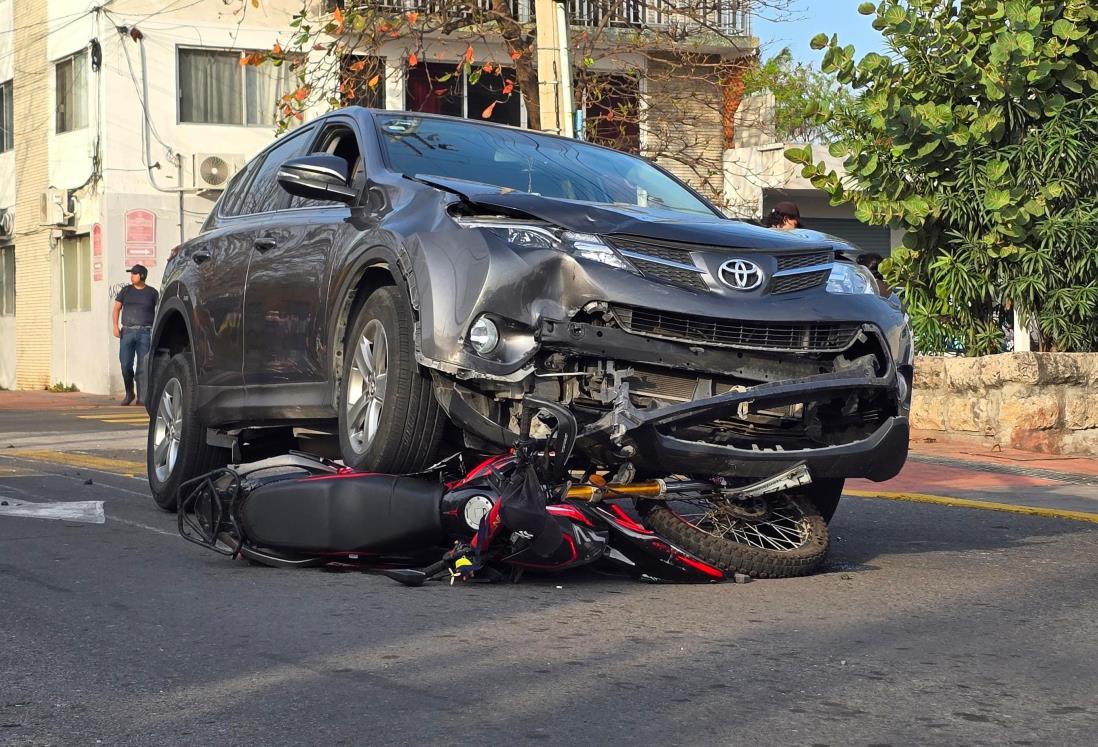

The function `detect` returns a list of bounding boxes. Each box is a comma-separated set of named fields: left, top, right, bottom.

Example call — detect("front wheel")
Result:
left=643, top=493, right=829, bottom=579
left=147, top=353, right=228, bottom=511
left=337, top=285, right=445, bottom=472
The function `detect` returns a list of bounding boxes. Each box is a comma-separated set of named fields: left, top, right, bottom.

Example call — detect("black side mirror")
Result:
left=277, top=154, right=357, bottom=204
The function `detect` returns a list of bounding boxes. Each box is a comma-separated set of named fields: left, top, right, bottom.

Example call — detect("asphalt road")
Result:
left=2, top=403, right=1097, bottom=745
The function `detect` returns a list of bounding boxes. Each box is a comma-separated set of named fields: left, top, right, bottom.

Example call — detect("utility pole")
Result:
left=534, top=0, right=575, bottom=137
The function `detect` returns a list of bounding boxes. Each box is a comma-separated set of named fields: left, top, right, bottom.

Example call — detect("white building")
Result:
left=0, top=0, right=752, bottom=394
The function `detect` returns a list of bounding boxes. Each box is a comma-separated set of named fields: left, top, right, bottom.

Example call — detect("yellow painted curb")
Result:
left=845, top=489, right=1098, bottom=525
left=3, top=450, right=146, bottom=477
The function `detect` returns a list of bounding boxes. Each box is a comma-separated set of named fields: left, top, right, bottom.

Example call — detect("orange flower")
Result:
left=406, top=11, right=418, bottom=24
left=349, top=58, right=366, bottom=72
left=293, top=86, right=309, bottom=101
left=272, top=42, right=282, bottom=55
left=464, top=46, right=475, bottom=63
left=482, top=101, right=497, bottom=119
left=483, top=62, right=493, bottom=74
left=510, top=50, right=521, bottom=60
left=367, top=74, right=380, bottom=88
left=502, top=79, right=514, bottom=95
left=408, top=52, right=418, bottom=67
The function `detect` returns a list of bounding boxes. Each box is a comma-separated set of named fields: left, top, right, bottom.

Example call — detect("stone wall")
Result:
left=911, top=353, right=1098, bottom=455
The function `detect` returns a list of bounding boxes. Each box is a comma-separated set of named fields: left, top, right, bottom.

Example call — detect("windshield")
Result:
left=375, top=114, right=719, bottom=217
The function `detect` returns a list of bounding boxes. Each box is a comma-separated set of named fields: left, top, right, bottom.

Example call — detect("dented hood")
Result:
left=413, top=175, right=836, bottom=252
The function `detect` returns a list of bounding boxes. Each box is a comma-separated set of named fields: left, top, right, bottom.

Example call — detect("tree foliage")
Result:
left=740, top=47, right=851, bottom=143
left=788, top=0, right=1098, bottom=354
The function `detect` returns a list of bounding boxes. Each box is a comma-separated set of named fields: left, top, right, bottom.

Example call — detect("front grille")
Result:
left=606, top=235, right=708, bottom=291
left=777, top=251, right=832, bottom=271
left=629, top=258, right=708, bottom=291
left=770, top=269, right=831, bottom=295
left=607, top=235, right=697, bottom=264
left=612, top=305, right=862, bottom=352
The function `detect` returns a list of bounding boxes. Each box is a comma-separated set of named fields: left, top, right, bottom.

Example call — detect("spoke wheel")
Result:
left=643, top=491, right=829, bottom=579
left=152, top=378, right=184, bottom=483
left=345, top=320, right=388, bottom=454
left=673, top=495, right=813, bottom=553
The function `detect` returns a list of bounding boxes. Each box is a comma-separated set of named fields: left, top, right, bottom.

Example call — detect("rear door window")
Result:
left=234, top=128, right=313, bottom=216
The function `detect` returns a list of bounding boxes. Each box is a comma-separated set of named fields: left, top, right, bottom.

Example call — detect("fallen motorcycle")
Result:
left=177, top=399, right=829, bottom=583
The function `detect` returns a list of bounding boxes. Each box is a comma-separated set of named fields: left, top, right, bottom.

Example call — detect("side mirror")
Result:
left=277, top=154, right=357, bottom=204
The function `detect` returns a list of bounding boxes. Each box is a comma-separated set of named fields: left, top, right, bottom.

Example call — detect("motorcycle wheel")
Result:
left=642, top=493, right=829, bottom=579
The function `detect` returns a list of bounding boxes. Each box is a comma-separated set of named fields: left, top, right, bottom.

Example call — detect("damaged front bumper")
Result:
left=581, top=368, right=909, bottom=482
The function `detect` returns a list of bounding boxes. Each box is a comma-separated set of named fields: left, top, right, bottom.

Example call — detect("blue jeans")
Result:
left=119, top=328, right=151, bottom=400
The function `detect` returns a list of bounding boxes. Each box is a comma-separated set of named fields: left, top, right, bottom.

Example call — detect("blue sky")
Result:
left=753, top=0, right=888, bottom=65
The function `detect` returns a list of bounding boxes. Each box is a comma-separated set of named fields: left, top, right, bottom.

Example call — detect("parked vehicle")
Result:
left=148, top=108, right=912, bottom=568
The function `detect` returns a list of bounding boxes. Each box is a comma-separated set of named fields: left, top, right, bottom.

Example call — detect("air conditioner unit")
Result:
left=0, top=208, right=12, bottom=239
left=192, top=153, right=244, bottom=190
left=40, top=189, right=72, bottom=226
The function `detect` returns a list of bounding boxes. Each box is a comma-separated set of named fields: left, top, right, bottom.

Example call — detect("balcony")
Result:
left=326, top=1, right=751, bottom=37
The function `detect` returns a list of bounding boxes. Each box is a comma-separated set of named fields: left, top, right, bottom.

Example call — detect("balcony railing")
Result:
left=328, top=1, right=751, bottom=37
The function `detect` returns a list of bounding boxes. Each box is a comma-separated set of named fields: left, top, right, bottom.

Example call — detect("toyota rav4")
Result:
left=147, top=108, right=912, bottom=524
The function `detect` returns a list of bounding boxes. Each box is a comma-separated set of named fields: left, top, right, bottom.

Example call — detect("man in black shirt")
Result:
left=112, top=264, right=159, bottom=406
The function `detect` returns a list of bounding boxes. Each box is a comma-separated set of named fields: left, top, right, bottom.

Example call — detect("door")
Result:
left=242, top=118, right=365, bottom=395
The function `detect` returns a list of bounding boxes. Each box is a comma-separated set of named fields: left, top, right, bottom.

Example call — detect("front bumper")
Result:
left=580, top=368, right=909, bottom=482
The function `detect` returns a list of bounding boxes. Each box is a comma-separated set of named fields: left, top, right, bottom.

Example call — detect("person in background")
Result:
left=112, top=264, right=159, bottom=406
left=763, top=201, right=803, bottom=230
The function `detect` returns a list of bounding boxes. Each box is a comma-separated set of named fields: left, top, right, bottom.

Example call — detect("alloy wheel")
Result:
left=346, top=319, right=388, bottom=454
left=152, top=378, right=183, bottom=482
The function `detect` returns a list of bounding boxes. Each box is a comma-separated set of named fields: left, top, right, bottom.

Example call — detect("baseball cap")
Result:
left=126, top=264, right=148, bottom=275
left=771, top=201, right=801, bottom=219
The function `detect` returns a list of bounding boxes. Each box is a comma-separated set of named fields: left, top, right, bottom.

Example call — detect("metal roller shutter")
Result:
left=803, top=218, right=892, bottom=256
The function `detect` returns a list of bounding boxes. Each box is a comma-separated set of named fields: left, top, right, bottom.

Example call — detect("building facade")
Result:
left=0, top=0, right=753, bottom=394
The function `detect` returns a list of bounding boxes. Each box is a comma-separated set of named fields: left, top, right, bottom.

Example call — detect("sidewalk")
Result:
left=849, top=435, right=1098, bottom=520
left=0, top=390, right=121, bottom=411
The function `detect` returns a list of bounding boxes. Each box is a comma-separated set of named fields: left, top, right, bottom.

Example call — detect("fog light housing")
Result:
left=469, top=316, right=500, bottom=354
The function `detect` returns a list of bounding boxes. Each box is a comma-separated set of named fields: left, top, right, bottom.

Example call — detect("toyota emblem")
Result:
left=718, top=259, right=764, bottom=291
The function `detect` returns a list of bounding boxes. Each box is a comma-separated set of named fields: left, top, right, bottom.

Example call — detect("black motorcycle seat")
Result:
left=239, top=473, right=445, bottom=552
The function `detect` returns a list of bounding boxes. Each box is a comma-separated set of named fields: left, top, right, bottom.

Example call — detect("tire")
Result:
left=147, top=353, right=229, bottom=511
left=643, top=493, right=830, bottom=579
left=337, top=285, right=445, bottom=472
left=796, top=478, right=844, bottom=524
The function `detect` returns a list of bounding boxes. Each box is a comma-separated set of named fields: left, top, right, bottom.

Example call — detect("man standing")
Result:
left=112, top=264, right=158, bottom=406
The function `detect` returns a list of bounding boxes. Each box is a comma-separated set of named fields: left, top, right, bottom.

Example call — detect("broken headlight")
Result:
left=454, top=217, right=637, bottom=273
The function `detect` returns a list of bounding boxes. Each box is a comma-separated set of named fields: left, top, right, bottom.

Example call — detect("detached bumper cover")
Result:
left=582, top=369, right=909, bottom=482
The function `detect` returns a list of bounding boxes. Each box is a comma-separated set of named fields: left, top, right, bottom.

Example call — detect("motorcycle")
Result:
left=177, top=399, right=829, bottom=583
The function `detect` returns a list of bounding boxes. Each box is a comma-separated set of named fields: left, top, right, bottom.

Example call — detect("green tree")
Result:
left=741, top=47, right=851, bottom=143
left=788, top=0, right=1098, bottom=354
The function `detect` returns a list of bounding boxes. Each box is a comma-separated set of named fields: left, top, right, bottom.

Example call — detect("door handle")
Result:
left=191, top=249, right=211, bottom=264
left=253, top=237, right=277, bottom=252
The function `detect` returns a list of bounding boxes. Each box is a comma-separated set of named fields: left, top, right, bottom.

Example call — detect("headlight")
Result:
left=468, top=315, right=500, bottom=354
left=826, top=263, right=878, bottom=295
left=453, top=217, right=637, bottom=273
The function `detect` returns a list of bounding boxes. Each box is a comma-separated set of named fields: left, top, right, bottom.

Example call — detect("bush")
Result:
left=791, top=0, right=1098, bottom=354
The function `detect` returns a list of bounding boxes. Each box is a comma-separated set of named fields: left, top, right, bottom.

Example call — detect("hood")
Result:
left=413, top=174, right=835, bottom=252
